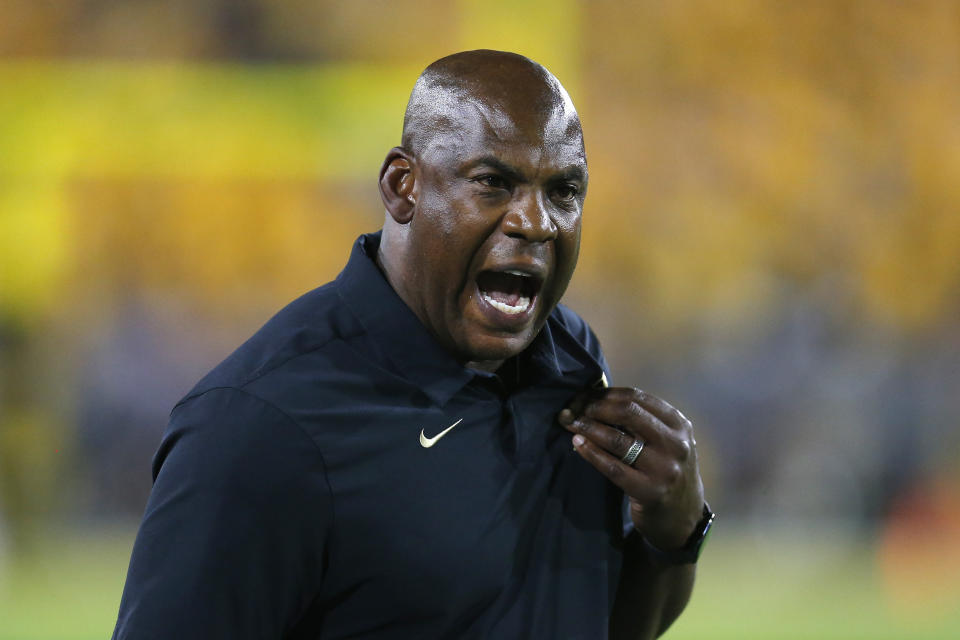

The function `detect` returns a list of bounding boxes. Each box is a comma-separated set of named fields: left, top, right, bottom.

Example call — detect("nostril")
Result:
left=502, top=205, right=558, bottom=243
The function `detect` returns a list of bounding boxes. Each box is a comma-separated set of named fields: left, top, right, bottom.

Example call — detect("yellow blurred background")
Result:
left=1, top=1, right=959, bottom=638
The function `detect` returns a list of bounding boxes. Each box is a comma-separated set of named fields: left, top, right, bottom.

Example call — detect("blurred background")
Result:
left=1, top=0, right=959, bottom=638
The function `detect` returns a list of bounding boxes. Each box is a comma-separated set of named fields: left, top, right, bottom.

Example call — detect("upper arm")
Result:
left=113, top=387, right=333, bottom=640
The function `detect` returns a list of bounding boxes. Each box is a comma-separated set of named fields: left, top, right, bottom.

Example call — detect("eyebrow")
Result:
left=555, top=165, right=587, bottom=184
left=464, top=155, right=587, bottom=184
left=465, top=156, right=525, bottom=183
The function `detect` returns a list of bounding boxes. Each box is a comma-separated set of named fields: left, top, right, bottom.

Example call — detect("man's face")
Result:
left=404, top=103, right=587, bottom=368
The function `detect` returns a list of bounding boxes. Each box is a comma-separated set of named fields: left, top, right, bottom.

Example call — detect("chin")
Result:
left=463, top=330, right=537, bottom=364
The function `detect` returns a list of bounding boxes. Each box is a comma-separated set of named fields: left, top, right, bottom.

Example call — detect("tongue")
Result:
left=487, top=289, right=522, bottom=305
left=478, top=271, right=525, bottom=306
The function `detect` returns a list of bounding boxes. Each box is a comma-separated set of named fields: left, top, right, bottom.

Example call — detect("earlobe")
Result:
left=379, top=147, right=417, bottom=224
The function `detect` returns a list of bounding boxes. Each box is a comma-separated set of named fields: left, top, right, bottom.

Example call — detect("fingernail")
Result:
left=558, top=409, right=573, bottom=425
left=572, top=434, right=585, bottom=447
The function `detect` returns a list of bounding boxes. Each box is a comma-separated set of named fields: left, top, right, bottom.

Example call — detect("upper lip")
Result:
left=478, top=260, right=548, bottom=283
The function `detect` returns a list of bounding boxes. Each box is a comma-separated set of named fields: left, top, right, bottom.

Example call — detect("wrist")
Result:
left=635, top=503, right=715, bottom=566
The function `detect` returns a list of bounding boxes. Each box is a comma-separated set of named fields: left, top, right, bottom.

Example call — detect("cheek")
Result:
left=414, top=203, right=489, bottom=299
left=420, top=186, right=482, bottom=238
left=440, top=200, right=502, bottom=262
left=557, top=216, right=582, bottom=271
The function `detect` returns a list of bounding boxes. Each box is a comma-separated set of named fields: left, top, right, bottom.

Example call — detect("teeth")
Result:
left=504, top=270, right=530, bottom=277
left=481, top=293, right=531, bottom=315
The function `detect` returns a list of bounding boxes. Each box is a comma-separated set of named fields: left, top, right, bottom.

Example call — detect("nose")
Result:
left=502, top=189, right=558, bottom=243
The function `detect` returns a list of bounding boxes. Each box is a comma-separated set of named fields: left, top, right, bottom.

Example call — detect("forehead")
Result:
left=425, top=97, right=586, bottom=175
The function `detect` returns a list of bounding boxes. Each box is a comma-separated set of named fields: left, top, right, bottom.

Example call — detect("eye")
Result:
left=552, top=183, right=579, bottom=201
left=474, top=174, right=508, bottom=190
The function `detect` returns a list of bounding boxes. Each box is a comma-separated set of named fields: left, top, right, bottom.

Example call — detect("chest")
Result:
left=309, top=380, right=621, bottom=636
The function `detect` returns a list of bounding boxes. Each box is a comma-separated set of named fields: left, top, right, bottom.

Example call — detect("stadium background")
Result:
left=1, top=1, right=959, bottom=637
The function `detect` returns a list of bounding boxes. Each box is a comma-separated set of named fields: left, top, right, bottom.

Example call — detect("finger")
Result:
left=558, top=387, right=608, bottom=427
left=581, top=391, right=674, bottom=444
left=563, top=387, right=601, bottom=417
left=571, top=434, right=661, bottom=503
left=569, top=416, right=678, bottom=481
left=562, top=415, right=638, bottom=461
left=583, top=396, right=696, bottom=464
left=631, top=389, right=692, bottom=431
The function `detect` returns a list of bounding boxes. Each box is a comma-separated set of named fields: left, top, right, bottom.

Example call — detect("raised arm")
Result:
left=559, top=387, right=708, bottom=639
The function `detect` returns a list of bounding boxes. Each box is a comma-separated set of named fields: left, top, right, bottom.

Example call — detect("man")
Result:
left=113, top=50, right=711, bottom=639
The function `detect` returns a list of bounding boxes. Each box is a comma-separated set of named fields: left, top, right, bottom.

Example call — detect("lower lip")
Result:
left=474, top=284, right=538, bottom=328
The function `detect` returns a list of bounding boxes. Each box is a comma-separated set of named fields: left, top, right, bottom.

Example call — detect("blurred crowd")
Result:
left=1, top=1, right=958, bottom=566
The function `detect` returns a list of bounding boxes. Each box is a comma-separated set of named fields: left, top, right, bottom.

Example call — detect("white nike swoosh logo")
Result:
left=419, top=418, right=464, bottom=448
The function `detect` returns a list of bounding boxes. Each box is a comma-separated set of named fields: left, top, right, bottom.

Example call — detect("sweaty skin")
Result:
left=377, top=50, right=704, bottom=639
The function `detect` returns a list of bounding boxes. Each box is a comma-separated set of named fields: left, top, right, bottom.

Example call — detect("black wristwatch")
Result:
left=639, top=503, right=715, bottom=566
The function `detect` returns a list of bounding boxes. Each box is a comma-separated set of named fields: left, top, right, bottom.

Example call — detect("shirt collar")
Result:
left=528, top=308, right=606, bottom=386
left=336, top=232, right=603, bottom=405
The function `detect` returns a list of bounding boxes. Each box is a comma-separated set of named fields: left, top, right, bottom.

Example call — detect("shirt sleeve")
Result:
left=112, top=387, right=333, bottom=640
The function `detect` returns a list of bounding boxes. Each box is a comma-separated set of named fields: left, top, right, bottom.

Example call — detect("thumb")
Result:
left=628, top=497, right=646, bottom=531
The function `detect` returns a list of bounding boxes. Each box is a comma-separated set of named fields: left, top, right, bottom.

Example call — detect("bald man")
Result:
left=113, top=50, right=711, bottom=640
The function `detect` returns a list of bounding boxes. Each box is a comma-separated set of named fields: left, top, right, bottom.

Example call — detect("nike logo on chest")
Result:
left=419, top=418, right=464, bottom=448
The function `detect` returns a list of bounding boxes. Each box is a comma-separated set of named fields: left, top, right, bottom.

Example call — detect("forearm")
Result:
left=609, top=533, right=696, bottom=640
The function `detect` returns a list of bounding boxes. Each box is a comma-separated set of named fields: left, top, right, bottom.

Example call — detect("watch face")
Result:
left=693, top=509, right=715, bottom=560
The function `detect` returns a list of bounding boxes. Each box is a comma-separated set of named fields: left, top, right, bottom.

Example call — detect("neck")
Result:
left=378, top=228, right=514, bottom=376
left=465, top=358, right=505, bottom=373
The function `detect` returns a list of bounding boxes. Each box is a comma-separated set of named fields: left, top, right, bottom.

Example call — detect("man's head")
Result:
left=377, top=50, right=587, bottom=371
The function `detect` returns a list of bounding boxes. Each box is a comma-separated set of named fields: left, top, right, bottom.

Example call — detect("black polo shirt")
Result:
left=113, top=232, right=624, bottom=640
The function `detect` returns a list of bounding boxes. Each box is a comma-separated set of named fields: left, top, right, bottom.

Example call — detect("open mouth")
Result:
left=476, top=269, right=543, bottom=318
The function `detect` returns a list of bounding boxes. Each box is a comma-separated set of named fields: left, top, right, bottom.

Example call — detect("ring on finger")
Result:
left=621, top=438, right=645, bottom=466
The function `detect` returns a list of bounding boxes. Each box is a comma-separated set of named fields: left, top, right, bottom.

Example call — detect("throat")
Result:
left=465, top=358, right=505, bottom=373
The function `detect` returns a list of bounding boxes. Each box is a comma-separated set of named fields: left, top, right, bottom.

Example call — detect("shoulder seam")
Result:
left=238, top=339, right=343, bottom=393
left=171, top=385, right=338, bottom=543
left=177, top=280, right=366, bottom=408
left=234, top=281, right=364, bottom=390
left=174, top=336, right=358, bottom=414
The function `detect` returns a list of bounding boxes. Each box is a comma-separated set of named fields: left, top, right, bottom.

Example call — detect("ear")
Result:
left=379, top=147, right=417, bottom=224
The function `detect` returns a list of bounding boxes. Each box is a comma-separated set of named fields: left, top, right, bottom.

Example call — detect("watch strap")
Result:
left=639, top=503, right=715, bottom=566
